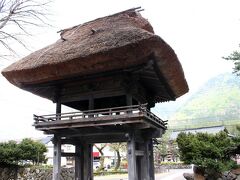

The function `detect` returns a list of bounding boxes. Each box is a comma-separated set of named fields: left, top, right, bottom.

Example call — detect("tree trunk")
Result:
left=114, top=150, right=121, bottom=171
left=94, top=144, right=107, bottom=171
left=99, top=149, right=105, bottom=171
left=156, top=152, right=161, bottom=164
left=162, top=156, right=165, bottom=162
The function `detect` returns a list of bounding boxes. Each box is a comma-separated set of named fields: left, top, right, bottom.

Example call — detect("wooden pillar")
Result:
left=83, top=143, right=93, bottom=180
left=55, top=87, right=61, bottom=119
left=56, top=99, right=61, bottom=120
left=137, top=138, right=156, bottom=180
left=75, top=143, right=93, bottom=180
left=126, top=94, right=133, bottom=106
left=53, top=135, right=61, bottom=180
left=127, top=133, right=138, bottom=180
left=89, top=96, right=94, bottom=110
left=56, top=101, right=61, bottom=114
left=75, top=144, right=84, bottom=180
left=148, top=139, right=155, bottom=180
left=89, top=96, right=94, bottom=118
left=136, top=152, right=141, bottom=180
left=139, top=140, right=150, bottom=180
left=126, top=94, right=133, bottom=114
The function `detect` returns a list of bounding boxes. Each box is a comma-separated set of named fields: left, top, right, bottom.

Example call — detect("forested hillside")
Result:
left=168, top=73, right=240, bottom=131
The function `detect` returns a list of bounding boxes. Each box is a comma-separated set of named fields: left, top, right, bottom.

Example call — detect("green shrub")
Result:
left=0, top=139, right=47, bottom=167
left=177, top=131, right=237, bottom=178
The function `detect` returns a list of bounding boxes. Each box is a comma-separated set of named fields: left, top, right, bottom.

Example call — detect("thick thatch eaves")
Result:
left=1, top=7, right=189, bottom=103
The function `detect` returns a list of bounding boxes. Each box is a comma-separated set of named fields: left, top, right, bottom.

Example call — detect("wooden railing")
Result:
left=144, top=109, right=168, bottom=128
left=33, top=104, right=167, bottom=128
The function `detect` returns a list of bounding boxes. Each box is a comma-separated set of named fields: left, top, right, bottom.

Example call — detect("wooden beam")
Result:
left=123, top=75, right=148, bottom=104
left=37, top=119, right=146, bottom=132
left=61, top=89, right=125, bottom=103
left=23, top=61, right=147, bottom=90
left=135, top=150, right=144, bottom=156
left=60, top=75, right=126, bottom=104
left=61, top=152, right=78, bottom=157
left=57, top=127, right=129, bottom=137
left=134, top=123, right=151, bottom=129
left=35, top=113, right=146, bottom=130
left=70, top=135, right=127, bottom=144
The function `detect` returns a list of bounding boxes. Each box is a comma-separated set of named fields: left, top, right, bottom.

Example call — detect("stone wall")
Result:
left=183, top=167, right=240, bottom=180
left=0, top=167, right=74, bottom=180
left=155, top=164, right=192, bottom=173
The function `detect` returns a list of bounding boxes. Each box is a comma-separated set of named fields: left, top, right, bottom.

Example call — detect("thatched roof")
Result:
left=2, top=7, right=188, bottom=102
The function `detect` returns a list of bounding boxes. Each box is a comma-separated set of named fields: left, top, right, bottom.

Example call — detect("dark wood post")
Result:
left=56, top=101, right=61, bottom=114
left=126, top=94, right=133, bottom=106
left=89, top=96, right=94, bottom=118
left=55, top=87, right=62, bottom=120
left=75, top=143, right=84, bottom=180
left=83, top=143, right=93, bottom=180
left=127, top=133, right=138, bottom=180
left=126, top=94, right=133, bottom=114
left=53, top=135, right=61, bottom=180
left=148, top=139, right=155, bottom=180
left=56, top=97, right=61, bottom=121
left=139, top=140, right=150, bottom=180
left=89, top=96, right=94, bottom=110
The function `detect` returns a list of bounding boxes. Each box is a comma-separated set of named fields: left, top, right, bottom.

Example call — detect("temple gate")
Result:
left=2, top=7, right=188, bottom=180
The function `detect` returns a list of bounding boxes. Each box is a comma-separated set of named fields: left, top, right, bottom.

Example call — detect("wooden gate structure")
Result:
left=2, top=7, right=188, bottom=180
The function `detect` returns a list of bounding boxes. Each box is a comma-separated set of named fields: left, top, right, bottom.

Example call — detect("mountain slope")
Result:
left=169, top=73, right=240, bottom=129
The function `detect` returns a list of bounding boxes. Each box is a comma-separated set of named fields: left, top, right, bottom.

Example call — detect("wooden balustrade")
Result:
left=33, top=104, right=167, bottom=129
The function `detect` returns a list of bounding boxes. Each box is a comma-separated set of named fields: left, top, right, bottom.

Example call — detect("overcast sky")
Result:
left=1, top=0, right=240, bottom=141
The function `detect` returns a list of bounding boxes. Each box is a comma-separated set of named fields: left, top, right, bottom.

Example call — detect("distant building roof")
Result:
left=170, top=126, right=225, bottom=140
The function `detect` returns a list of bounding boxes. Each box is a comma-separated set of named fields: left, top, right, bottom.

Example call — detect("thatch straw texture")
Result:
left=2, top=8, right=188, bottom=100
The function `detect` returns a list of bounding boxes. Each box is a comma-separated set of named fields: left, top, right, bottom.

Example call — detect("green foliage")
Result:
left=155, top=131, right=170, bottom=163
left=228, top=127, right=240, bottom=155
left=18, top=138, right=47, bottom=165
left=154, top=131, right=179, bottom=164
left=0, top=138, right=47, bottom=167
left=156, top=140, right=168, bottom=162
left=223, top=46, right=240, bottom=76
left=176, top=131, right=237, bottom=176
left=0, top=141, right=21, bottom=166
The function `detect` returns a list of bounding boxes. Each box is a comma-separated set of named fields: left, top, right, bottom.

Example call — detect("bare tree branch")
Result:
left=0, top=0, right=51, bottom=59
